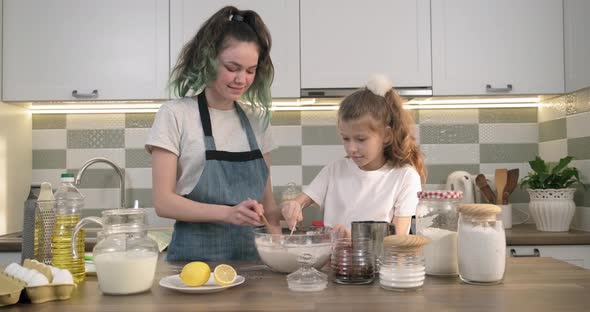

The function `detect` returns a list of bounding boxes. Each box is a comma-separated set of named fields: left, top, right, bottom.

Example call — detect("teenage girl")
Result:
left=281, top=75, right=426, bottom=236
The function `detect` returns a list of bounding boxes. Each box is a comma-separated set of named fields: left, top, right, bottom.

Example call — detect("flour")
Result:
left=458, top=221, right=505, bottom=283
left=420, top=227, right=458, bottom=275
left=255, top=237, right=332, bottom=273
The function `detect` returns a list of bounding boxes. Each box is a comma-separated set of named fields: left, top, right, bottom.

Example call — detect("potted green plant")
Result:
left=521, top=156, right=587, bottom=232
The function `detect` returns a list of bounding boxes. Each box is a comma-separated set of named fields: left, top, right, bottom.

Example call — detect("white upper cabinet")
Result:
left=2, top=0, right=169, bottom=102
left=431, top=0, right=564, bottom=96
left=565, top=0, right=590, bottom=93
left=170, top=0, right=300, bottom=98
left=300, top=0, right=432, bottom=90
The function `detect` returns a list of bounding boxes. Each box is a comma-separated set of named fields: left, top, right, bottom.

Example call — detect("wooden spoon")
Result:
left=495, top=169, right=508, bottom=205
left=502, top=169, right=520, bottom=205
left=475, top=174, right=496, bottom=204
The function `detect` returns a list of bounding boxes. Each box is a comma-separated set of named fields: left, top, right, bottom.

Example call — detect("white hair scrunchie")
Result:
left=366, top=74, right=393, bottom=97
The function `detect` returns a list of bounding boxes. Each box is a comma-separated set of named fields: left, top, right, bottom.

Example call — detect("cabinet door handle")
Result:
left=486, top=84, right=513, bottom=93
left=510, top=248, right=540, bottom=257
left=72, top=89, right=99, bottom=98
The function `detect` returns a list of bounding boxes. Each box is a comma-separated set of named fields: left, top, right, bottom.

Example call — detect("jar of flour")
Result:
left=416, top=191, right=462, bottom=276
left=457, top=204, right=505, bottom=285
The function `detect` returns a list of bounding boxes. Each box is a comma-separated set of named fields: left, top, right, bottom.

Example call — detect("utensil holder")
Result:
left=499, top=204, right=512, bottom=229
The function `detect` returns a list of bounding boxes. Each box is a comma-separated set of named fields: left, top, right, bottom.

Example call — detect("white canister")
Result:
left=457, top=204, right=506, bottom=285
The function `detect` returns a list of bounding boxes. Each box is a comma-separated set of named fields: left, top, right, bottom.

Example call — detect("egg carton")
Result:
left=0, top=261, right=75, bottom=306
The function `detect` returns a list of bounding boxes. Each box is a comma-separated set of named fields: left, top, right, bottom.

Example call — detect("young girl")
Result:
left=281, top=75, right=426, bottom=236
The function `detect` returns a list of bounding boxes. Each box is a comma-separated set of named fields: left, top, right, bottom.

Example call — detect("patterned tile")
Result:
left=572, top=207, right=590, bottom=232
left=31, top=169, right=64, bottom=187
left=32, top=114, right=66, bottom=129
left=271, top=111, right=301, bottom=125
left=539, top=95, right=567, bottom=122
left=568, top=137, right=590, bottom=160
left=479, top=144, right=538, bottom=163
left=33, top=150, right=66, bottom=169
left=421, top=144, right=480, bottom=164
left=479, top=124, right=538, bottom=143
left=539, top=118, right=567, bottom=142
left=479, top=108, right=537, bottom=123
left=126, top=149, right=152, bottom=168
left=425, top=164, right=480, bottom=185
left=269, top=146, right=302, bottom=165
left=67, top=129, right=125, bottom=149
left=539, top=140, right=568, bottom=162
left=302, top=166, right=324, bottom=185
left=302, top=126, right=342, bottom=145
left=67, top=114, right=125, bottom=129
left=125, top=113, right=156, bottom=128
left=419, top=125, right=479, bottom=144
left=33, top=129, right=67, bottom=149
left=418, top=109, right=478, bottom=124
left=574, top=186, right=590, bottom=208
left=77, top=188, right=121, bottom=209
left=566, top=112, right=590, bottom=139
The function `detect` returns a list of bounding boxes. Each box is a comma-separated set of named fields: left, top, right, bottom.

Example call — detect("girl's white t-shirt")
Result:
left=145, top=97, right=276, bottom=196
left=303, top=158, right=422, bottom=231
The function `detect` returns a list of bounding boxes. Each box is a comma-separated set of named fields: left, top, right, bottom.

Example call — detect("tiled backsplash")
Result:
left=31, top=87, right=590, bottom=229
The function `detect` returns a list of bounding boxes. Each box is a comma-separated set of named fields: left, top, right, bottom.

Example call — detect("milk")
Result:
left=95, top=251, right=158, bottom=295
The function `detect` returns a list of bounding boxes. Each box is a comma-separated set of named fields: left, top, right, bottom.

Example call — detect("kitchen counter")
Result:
left=3, top=224, right=590, bottom=252
left=506, top=224, right=590, bottom=245
left=2, top=255, right=590, bottom=311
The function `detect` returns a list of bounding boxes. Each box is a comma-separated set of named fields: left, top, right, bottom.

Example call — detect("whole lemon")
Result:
left=179, top=262, right=211, bottom=287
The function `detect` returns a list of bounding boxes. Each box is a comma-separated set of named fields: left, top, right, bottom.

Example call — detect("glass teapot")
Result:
left=72, top=208, right=159, bottom=295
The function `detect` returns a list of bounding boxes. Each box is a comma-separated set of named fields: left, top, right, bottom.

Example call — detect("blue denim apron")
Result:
left=166, top=92, right=269, bottom=261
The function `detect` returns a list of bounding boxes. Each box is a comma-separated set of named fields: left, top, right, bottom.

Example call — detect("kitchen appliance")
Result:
left=445, top=171, right=475, bottom=204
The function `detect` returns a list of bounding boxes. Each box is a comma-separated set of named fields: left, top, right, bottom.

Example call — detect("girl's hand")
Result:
left=280, top=200, right=303, bottom=230
left=332, top=224, right=351, bottom=239
left=227, top=199, right=264, bottom=226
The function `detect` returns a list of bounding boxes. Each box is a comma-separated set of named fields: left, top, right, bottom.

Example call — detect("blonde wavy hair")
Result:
left=338, top=88, right=427, bottom=183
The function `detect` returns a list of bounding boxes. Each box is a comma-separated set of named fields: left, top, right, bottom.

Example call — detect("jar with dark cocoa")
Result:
left=330, top=238, right=374, bottom=284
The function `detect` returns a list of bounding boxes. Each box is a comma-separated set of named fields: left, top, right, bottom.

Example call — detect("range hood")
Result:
left=300, top=87, right=433, bottom=98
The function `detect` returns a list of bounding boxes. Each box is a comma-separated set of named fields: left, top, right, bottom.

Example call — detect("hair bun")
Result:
left=366, top=74, right=393, bottom=97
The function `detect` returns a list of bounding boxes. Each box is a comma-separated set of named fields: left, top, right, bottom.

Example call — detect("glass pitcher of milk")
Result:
left=72, top=208, right=159, bottom=295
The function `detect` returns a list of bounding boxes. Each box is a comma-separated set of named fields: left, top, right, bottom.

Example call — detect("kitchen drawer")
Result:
left=508, top=245, right=590, bottom=270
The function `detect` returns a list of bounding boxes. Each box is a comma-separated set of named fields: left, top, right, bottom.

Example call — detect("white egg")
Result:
left=27, top=272, right=50, bottom=286
left=52, top=269, right=74, bottom=284
left=15, top=267, right=29, bottom=280
left=49, top=266, right=60, bottom=276
left=4, top=263, right=20, bottom=276
left=22, top=268, right=39, bottom=284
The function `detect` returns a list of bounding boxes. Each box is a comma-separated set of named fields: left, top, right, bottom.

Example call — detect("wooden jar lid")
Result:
left=383, top=235, right=430, bottom=251
left=458, top=203, right=501, bottom=219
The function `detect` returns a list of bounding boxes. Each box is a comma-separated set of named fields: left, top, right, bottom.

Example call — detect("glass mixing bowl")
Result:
left=253, top=227, right=333, bottom=273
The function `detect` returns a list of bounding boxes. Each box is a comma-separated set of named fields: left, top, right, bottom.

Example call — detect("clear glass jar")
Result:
left=330, top=238, right=374, bottom=284
left=457, top=205, right=505, bottom=285
left=72, top=208, right=159, bottom=295
left=379, top=247, right=426, bottom=291
left=287, top=253, right=328, bottom=292
left=416, top=191, right=462, bottom=276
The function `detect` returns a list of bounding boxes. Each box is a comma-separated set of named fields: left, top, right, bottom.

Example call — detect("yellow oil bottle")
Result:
left=52, top=214, right=86, bottom=284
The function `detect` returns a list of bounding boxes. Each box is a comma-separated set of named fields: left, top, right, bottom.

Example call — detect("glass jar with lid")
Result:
left=416, top=191, right=462, bottom=276
left=71, top=208, right=159, bottom=295
left=379, top=235, right=428, bottom=292
left=457, top=204, right=505, bottom=285
left=287, top=253, right=328, bottom=292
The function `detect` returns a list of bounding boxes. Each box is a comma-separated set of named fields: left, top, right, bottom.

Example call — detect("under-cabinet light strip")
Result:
left=29, top=100, right=547, bottom=114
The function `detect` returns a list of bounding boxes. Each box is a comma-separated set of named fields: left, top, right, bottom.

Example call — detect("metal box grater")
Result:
left=21, top=184, right=40, bottom=263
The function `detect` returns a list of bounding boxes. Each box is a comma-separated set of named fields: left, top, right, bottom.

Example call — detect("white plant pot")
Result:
left=527, top=188, right=576, bottom=232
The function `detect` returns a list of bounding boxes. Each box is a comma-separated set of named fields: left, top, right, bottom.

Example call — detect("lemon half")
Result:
left=213, top=264, right=237, bottom=286
left=179, top=261, right=211, bottom=287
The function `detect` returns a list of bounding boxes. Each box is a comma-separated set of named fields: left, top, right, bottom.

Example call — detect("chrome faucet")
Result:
left=75, top=157, right=126, bottom=209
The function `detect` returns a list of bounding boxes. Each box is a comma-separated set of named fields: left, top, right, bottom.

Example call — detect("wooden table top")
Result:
left=3, top=255, right=590, bottom=312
